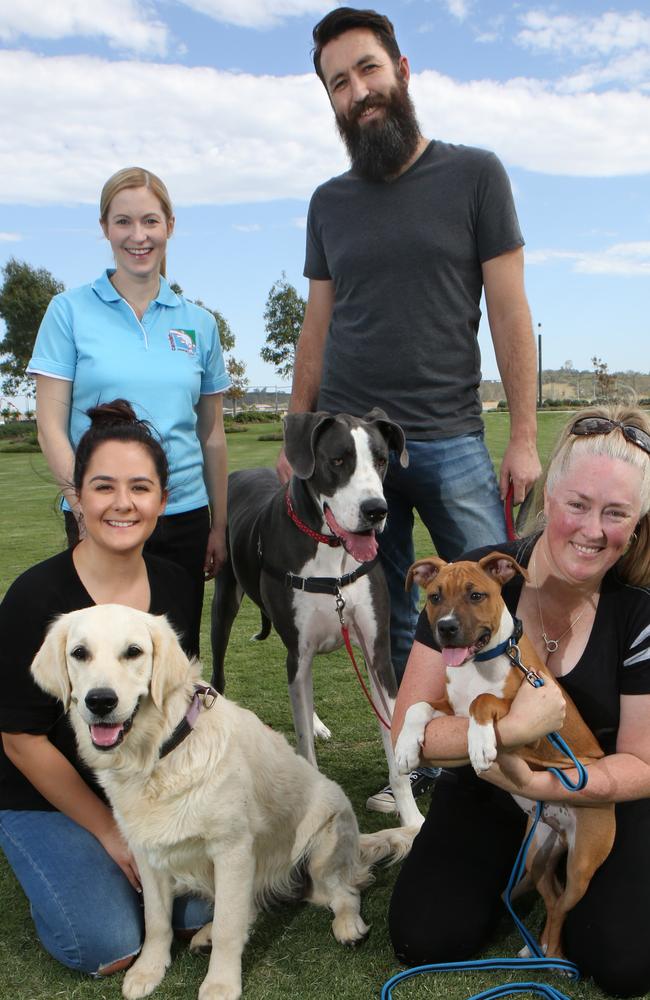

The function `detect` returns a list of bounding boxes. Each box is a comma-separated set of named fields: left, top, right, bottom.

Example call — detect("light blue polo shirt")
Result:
left=28, top=271, right=230, bottom=515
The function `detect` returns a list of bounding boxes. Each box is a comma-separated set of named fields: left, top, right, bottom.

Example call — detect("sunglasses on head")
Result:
left=570, top=417, right=650, bottom=457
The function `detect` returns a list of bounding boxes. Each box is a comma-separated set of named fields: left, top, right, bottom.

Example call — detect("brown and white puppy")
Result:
left=394, top=552, right=616, bottom=958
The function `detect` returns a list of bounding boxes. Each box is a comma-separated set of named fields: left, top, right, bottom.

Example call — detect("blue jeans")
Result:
left=0, top=810, right=213, bottom=975
left=379, top=432, right=507, bottom=685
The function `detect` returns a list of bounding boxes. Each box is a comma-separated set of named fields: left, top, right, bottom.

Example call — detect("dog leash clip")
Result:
left=334, top=587, right=347, bottom=626
left=506, top=644, right=543, bottom=688
left=195, top=682, right=218, bottom=711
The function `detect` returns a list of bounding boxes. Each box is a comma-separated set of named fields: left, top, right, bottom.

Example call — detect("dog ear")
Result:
left=478, top=552, right=528, bottom=585
left=30, top=613, right=72, bottom=710
left=148, top=614, right=192, bottom=711
left=406, top=557, right=447, bottom=590
left=363, top=408, right=409, bottom=469
left=283, top=412, right=335, bottom=479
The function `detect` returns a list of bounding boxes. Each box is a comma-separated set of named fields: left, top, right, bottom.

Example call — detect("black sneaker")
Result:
left=365, top=768, right=438, bottom=814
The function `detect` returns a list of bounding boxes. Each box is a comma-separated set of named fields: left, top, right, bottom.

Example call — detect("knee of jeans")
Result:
left=33, top=904, right=142, bottom=975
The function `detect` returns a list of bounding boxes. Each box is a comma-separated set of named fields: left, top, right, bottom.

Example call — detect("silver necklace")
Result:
left=530, top=549, right=589, bottom=654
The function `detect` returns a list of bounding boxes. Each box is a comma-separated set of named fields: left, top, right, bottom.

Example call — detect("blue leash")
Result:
left=382, top=636, right=588, bottom=999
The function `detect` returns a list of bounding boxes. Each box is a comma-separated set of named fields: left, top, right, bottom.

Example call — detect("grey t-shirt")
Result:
left=304, top=140, right=524, bottom=439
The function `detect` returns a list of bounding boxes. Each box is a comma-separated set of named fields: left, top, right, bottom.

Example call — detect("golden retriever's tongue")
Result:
left=323, top=508, right=377, bottom=563
left=91, top=723, right=123, bottom=747
left=442, top=647, right=470, bottom=667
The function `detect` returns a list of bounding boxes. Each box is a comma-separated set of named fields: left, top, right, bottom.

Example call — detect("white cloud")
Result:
left=439, top=0, right=472, bottom=23
left=517, top=10, right=650, bottom=58
left=0, top=232, right=21, bottom=242
left=516, top=10, right=650, bottom=92
left=0, top=0, right=169, bottom=55
left=232, top=223, right=262, bottom=231
left=177, top=0, right=331, bottom=29
left=0, top=51, right=649, bottom=212
left=292, top=216, right=307, bottom=229
left=527, top=242, right=650, bottom=276
left=411, top=71, right=650, bottom=177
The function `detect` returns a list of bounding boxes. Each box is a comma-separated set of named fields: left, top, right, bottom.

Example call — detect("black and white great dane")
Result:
left=210, top=408, right=422, bottom=828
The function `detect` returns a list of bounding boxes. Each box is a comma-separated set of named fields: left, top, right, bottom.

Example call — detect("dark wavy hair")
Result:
left=312, top=7, right=401, bottom=85
left=73, top=399, right=169, bottom=493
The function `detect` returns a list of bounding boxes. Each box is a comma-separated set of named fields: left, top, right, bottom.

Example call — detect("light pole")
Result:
left=537, top=323, right=543, bottom=409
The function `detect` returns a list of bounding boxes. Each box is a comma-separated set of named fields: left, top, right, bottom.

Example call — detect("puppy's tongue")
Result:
left=441, top=647, right=470, bottom=668
left=323, top=508, right=378, bottom=563
left=90, top=723, right=123, bottom=747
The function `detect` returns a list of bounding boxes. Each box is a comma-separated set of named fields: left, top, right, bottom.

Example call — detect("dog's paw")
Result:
left=189, top=921, right=213, bottom=954
left=468, top=719, right=497, bottom=773
left=198, top=979, right=242, bottom=1000
left=313, top=711, right=332, bottom=741
left=394, top=733, right=422, bottom=774
left=331, top=910, right=370, bottom=946
left=123, top=959, right=169, bottom=999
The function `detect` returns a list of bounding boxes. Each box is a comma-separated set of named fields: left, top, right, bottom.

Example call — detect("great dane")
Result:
left=210, top=408, right=422, bottom=828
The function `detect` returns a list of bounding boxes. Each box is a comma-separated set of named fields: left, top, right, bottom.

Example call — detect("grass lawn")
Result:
left=0, top=411, right=608, bottom=1000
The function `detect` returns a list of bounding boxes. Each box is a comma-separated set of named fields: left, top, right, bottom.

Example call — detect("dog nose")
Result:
left=85, top=688, right=118, bottom=717
left=437, top=619, right=459, bottom=640
left=360, top=498, right=387, bottom=523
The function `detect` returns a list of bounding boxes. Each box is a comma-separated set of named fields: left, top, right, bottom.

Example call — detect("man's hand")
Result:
left=276, top=447, right=292, bottom=484
left=499, top=436, right=541, bottom=504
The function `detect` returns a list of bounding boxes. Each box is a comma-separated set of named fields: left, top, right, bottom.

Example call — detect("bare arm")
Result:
left=34, top=374, right=82, bottom=523
left=2, top=731, right=140, bottom=888
left=483, top=248, right=541, bottom=503
left=482, top=693, right=650, bottom=805
left=196, top=392, right=228, bottom=580
left=392, top=639, right=566, bottom=766
left=277, top=278, right=334, bottom=482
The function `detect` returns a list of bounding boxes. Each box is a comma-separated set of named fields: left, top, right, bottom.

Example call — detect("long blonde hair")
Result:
left=520, top=404, right=650, bottom=587
left=99, top=167, right=173, bottom=277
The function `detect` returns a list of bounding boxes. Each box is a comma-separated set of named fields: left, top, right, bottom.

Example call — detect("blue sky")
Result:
left=0, top=0, right=649, bottom=407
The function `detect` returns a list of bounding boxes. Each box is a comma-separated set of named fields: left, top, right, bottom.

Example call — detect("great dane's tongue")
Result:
left=324, top=508, right=378, bottom=563
left=90, top=723, right=123, bottom=747
left=441, top=647, right=470, bottom=667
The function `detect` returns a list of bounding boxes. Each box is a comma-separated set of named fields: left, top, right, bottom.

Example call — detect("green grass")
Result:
left=0, top=413, right=611, bottom=1000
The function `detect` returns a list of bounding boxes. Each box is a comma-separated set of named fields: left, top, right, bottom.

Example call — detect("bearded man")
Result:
left=278, top=7, right=541, bottom=813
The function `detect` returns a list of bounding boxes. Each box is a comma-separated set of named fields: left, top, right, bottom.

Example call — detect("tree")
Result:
left=169, top=282, right=235, bottom=353
left=260, top=272, right=306, bottom=380
left=226, top=357, right=248, bottom=417
left=0, top=258, right=64, bottom=396
left=591, top=356, right=615, bottom=400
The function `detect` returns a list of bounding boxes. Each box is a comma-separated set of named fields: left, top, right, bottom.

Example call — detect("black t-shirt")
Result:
left=414, top=537, right=650, bottom=755
left=0, top=548, right=198, bottom=810
left=305, top=140, right=524, bottom=439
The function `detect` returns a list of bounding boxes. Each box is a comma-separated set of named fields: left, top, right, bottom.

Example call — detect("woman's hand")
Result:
left=498, top=677, right=566, bottom=750
left=204, top=526, right=227, bottom=580
left=98, top=820, right=141, bottom=891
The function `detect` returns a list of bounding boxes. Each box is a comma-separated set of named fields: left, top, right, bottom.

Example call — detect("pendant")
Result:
left=542, top=633, right=559, bottom=653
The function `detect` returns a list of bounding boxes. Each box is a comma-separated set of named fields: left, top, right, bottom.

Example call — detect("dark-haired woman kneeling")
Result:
left=0, top=401, right=211, bottom=977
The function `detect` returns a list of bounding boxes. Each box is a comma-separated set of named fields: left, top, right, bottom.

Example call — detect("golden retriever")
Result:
left=31, top=604, right=417, bottom=1000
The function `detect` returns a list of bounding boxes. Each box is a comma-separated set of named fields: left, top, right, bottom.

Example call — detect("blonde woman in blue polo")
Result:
left=28, top=167, right=229, bottom=651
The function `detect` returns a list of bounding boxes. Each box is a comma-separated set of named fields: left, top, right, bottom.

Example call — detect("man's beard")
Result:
left=336, top=81, right=421, bottom=182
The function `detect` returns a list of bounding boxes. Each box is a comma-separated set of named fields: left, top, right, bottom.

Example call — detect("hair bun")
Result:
left=87, top=399, right=139, bottom=427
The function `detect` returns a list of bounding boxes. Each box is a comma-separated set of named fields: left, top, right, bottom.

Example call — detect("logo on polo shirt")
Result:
left=168, top=329, right=197, bottom=355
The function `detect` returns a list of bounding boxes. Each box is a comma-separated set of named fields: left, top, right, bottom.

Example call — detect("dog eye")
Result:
left=70, top=645, right=89, bottom=661
left=469, top=592, right=485, bottom=603
left=428, top=593, right=441, bottom=604
left=124, top=644, right=143, bottom=659
left=331, top=457, right=344, bottom=467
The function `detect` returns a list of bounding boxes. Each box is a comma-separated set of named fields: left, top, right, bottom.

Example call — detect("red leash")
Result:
left=504, top=481, right=517, bottom=542
left=335, top=592, right=392, bottom=731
